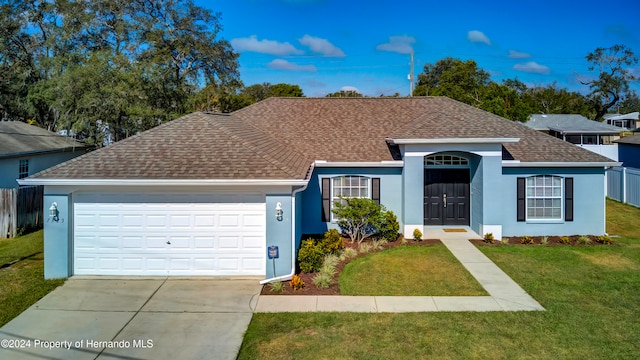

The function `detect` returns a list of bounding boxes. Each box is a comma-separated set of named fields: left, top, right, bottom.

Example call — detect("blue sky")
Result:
left=200, top=0, right=640, bottom=97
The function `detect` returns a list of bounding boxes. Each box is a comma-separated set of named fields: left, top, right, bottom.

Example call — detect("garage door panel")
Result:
left=73, top=194, right=266, bottom=276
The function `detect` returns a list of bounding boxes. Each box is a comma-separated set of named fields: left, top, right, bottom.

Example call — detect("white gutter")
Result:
left=502, top=161, right=622, bottom=168
left=314, top=160, right=403, bottom=167
left=388, top=137, right=520, bottom=145
left=17, top=178, right=308, bottom=187
left=259, top=177, right=311, bottom=285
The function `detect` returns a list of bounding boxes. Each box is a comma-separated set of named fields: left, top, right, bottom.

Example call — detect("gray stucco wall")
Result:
left=501, top=167, right=607, bottom=236
left=300, top=167, right=404, bottom=235
left=0, top=150, right=86, bottom=188
left=43, top=193, right=72, bottom=279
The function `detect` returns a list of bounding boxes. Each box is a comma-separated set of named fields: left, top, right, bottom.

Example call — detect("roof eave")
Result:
left=388, top=137, right=520, bottom=145
left=314, top=160, right=404, bottom=167
left=0, top=145, right=90, bottom=159
left=502, top=161, right=621, bottom=168
left=17, top=178, right=309, bottom=187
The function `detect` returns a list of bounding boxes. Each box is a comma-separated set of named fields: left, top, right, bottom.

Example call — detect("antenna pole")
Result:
left=409, top=51, right=414, bottom=96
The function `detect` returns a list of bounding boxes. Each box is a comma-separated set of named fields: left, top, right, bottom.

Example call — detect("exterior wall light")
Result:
left=49, top=202, right=59, bottom=222
left=275, top=202, right=283, bottom=221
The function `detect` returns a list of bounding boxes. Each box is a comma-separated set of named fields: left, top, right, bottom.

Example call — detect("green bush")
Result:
left=379, top=210, right=400, bottom=241
left=596, top=235, right=614, bottom=244
left=268, top=281, right=285, bottom=293
left=320, top=229, right=344, bottom=254
left=332, top=197, right=384, bottom=243
left=520, top=236, right=534, bottom=245
left=483, top=232, right=494, bottom=243
left=559, top=236, right=571, bottom=245
left=578, top=235, right=591, bottom=245
left=312, top=272, right=332, bottom=289
left=413, top=228, right=422, bottom=241
left=297, top=239, right=325, bottom=273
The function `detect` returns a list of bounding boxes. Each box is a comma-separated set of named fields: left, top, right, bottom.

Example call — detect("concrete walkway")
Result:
left=254, top=228, right=544, bottom=313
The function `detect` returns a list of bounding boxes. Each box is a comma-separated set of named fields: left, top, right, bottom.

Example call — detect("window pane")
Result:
left=526, top=175, right=563, bottom=220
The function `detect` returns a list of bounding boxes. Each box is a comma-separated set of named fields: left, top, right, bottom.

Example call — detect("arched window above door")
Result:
left=424, top=154, right=469, bottom=166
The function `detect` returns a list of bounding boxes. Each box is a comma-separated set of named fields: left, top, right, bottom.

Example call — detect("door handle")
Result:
left=443, top=193, right=447, bottom=208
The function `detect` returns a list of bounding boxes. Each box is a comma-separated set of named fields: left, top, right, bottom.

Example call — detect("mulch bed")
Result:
left=260, top=236, right=440, bottom=296
left=261, top=234, right=615, bottom=296
left=470, top=235, right=616, bottom=247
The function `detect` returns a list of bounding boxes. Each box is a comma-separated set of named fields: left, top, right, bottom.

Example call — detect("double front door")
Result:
left=424, top=169, right=470, bottom=226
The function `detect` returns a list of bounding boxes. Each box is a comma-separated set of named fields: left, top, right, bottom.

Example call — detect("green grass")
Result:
left=0, top=230, right=65, bottom=327
left=339, top=245, right=486, bottom=296
left=239, top=200, right=640, bottom=359
left=0, top=230, right=44, bottom=266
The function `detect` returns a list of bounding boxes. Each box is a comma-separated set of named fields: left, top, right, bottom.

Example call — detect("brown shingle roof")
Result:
left=31, top=97, right=613, bottom=181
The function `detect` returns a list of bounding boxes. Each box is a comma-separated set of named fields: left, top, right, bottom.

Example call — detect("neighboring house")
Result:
left=604, top=112, right=639, bottom=131
left=19, top=98, right=619, bottom=280
left=0, top=121, right=91, bottom=188
left=525, top=114, right=625, bottom=161
left=614, top=134, right=640, bottom=168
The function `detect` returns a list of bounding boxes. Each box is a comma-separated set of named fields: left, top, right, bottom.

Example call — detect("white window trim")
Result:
left=330, top=175, right=371, bottom=222
left=18, top=159, right=29, bottom=179
left=525, top=175, right=563, bottom=222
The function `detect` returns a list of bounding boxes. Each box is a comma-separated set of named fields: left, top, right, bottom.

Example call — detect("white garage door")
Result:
left=73, top=193, right=266, bottom=276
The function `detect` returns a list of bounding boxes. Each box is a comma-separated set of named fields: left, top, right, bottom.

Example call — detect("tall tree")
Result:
left=414, top=57, right=490, bottom=106
left=0, top=0, right=240, bottom=145
left=580, top=44, right=637, bottom=120
left=326, top=90, right=363, bottom=97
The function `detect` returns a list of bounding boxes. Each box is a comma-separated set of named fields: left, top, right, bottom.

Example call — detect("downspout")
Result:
left=259, top=180, right=310, bottom=285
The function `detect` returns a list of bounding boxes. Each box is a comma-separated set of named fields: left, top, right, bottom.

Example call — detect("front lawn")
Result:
left=339, top=245, right=486, bottom=296
left=239, top=199, right=640, bottom=359
left=0, top=230, right=65, bottom=327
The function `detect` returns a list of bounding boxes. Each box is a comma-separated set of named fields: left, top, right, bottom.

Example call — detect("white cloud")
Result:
left=467, top=30, right=491, bottom=45
left=508, top=50, right=531, bottom=58
left=268, top=59, right=317, bottom=71
left=231, top=35, right=303, bottom=56
left=299, top=35, right=345, bottom=57
left=376, top=36, right=415, bottom=54
left=513, top=61, right=550, bottom=75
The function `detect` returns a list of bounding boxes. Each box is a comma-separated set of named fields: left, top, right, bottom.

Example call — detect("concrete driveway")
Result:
left=0, top=278, right=261, bottom=360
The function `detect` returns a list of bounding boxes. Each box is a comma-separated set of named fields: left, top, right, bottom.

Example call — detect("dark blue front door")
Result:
left=424, top=169, right=470, bottom=226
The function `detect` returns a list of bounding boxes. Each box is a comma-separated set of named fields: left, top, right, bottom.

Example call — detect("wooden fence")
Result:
left=0, top=186, right=44, bottom=238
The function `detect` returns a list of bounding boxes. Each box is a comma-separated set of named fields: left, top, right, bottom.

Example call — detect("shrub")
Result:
left=371, top=238, right=388, bottom=250
left=297, top=239, right=325, bottom=273
left=312, top=272, right=332, bottom=289
left=413, top=228, right=423, bottom=241
left=339, top=248, right=358, bottom=261
left=320, top=229, right=344, bottom=254
left=578, top=235, right=591, bottom=245
left=501, top=238, right=509, bottom=245
left=268, top=281, right=285, bottom=293
left=401, top=235, right=408, bottom=244
left=379, top=210, right=400, bottom=241
left=290, top=274, right=305, bottom=291
left=596, top=235, right=614, bottom=244
left=359, top=242, right=373, bottom=254
left=483, top=232, right=494, bottom=243
left=520, top=236, right=534, bottom=245
left=559, top=236, right=571, bottom=245
left=332, top=197, right=385, bottom=243
left=540, top=236, right=549, bottom=245
left=321, top=254, right=340, bottom=275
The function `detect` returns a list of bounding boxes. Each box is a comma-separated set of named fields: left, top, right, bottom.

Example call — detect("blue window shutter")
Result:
left=565, top=177, right=574, bottom=222
left=517, top=178, right=526, bottom=222
left=372, top=178, right=380, bottom=205
left=322, top=178, right=331, bottom=222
